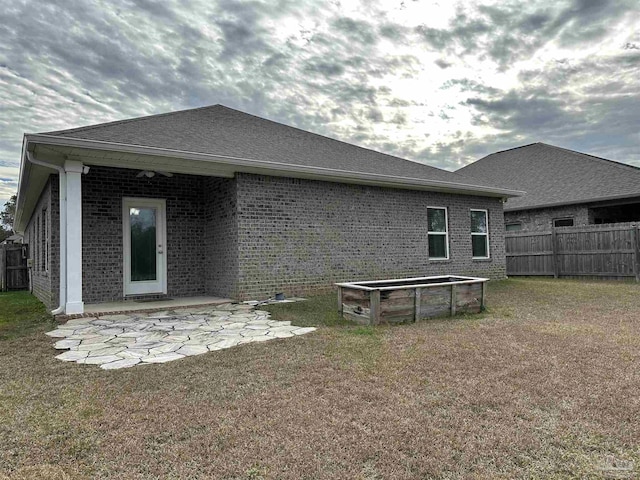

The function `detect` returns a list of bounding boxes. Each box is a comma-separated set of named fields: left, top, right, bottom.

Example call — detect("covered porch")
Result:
left=16, top=139, right=240, bottom=316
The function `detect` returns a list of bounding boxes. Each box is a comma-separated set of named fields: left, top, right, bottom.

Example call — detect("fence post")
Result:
left=369, top=290, right=380, bottom=326
left=450, top=284, right=457, bottom=316
left=551, top=228, right=559, bottom=278
left=633, top=227, right=640, bottom=283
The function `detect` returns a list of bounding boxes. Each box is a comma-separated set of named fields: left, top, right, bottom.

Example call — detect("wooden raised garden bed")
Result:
left=336, top=275, right=488, bottom=325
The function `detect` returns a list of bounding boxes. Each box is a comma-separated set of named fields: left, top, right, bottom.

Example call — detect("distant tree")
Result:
left=1, top=195, right=16, bottom=233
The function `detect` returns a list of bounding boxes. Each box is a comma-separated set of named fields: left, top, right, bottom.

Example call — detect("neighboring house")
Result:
left=457, top=143, right=640, bottom=232
left=1, top=233, right=23, bottom=245
left=15, top=105, right=520, bottom=315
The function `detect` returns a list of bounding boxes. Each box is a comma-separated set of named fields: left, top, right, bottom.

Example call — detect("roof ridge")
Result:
left=483, top=142, right=542, bottom=157
left=40, top=104, right=227, bottom=136
left=460, top=142, right=640, bottom=175
left=536, top=142, right=640, bottom=173
left=457, top=142, right=543, bottom=170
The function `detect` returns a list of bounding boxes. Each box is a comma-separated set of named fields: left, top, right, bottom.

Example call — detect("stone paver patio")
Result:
left=46, top=303, right=315, bottom=370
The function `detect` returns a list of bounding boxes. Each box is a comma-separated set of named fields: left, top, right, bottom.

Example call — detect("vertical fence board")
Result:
left=506, top=223, right=639, bottom=281
left=633, top=228, right=640, bottom=282
left=1, top=244, right=28, bottom=291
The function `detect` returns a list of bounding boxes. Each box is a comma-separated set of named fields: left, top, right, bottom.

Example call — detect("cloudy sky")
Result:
left=1, top=0, right=639, bottom=208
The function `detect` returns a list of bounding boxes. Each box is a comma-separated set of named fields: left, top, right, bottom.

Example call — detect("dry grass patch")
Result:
left=1, top=278, right=639, bottom=479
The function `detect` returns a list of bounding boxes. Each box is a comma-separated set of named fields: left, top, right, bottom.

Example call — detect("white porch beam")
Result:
left=64, top=160, right=84, bottom=314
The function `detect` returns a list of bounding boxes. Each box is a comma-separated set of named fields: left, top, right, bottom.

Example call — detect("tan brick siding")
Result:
left=234, top=174, right=506, bottom=300
left=23, top=176, right=59, bottom=310
left=24, top=168, right=507, bottom=305
left=505, top=206, right=590, bottom=231
left=81, top=166, right=208, bottom=303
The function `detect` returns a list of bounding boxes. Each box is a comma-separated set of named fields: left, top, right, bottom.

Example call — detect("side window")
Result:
left=427, top=207, right=449, bottom=260
left=35, top=214, right=40, bottom=272
left=505, top=222, right=522, bottom=232
left=41, top=209, right=47, bottom=272
left=471, top=209, right=490, bottom=259
left=554, top=217, right=574, bottom=227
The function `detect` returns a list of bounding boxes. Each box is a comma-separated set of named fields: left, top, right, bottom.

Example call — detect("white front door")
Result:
left=123, top=198, right=167, bottom=296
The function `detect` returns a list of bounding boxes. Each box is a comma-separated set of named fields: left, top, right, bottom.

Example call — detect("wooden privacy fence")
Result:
left=505, top=223, right=640, bottom=281
left=0, top=244, right=29, bottom=291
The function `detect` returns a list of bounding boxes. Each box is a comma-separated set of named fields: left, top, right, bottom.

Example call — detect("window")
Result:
left=42, top=208, right=48, bottom=273
left=427, top=207, right=449, bottom=259
left=471, top=209, right=490, bottom=259
left=35, top=215, right=40, bottom=271
left=553, top=217, right=574, bottom=227
left=505, top=222, right=522, bottom=232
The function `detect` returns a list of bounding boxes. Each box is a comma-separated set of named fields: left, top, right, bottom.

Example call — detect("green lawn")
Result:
left=1, top=279, right=640, bottom=479
left=0, top=291, right=53, bottom=340
left=262, top=293, right=349, bottom=327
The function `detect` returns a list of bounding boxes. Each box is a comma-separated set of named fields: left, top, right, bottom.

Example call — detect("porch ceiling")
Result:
left=15, top=143, right=236, bottom=231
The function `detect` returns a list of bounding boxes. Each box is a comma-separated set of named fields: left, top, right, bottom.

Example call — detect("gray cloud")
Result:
left=416, top=0, right=638, bottom=69
left=378, top=22, right=408, bottom=42
left=332, top=17, right=378, bottom=45
left=304, top=59, right=345, bottom=77
left=434, top=59, right=452, bottom=69
left=459, top=50, right=640, bottom=166
left=0, top=0, right=638, bottom=204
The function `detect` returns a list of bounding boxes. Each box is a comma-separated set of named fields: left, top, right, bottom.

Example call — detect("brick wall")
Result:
left=25, top=168, right=508, bottom=306
left=204, top=177, right=238, bottom=298
left=234, top=173, right=506, bottom=300
left=23, top=176, right=59, bottom=310
left=82, top=166, right=207, bottom=303
left=505, top=205, right=590, bottom=231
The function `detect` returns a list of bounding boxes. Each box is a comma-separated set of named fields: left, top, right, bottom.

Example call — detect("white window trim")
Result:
left=471, top=208, right=490, bottom=259
left=427, top=206, right=449, bottom=260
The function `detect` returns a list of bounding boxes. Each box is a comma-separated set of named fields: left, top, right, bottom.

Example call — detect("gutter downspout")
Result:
left=26, top=152, right=67, bottom=315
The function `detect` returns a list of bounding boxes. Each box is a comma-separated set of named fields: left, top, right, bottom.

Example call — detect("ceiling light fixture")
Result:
left=136, top=170, right=173, bottom=178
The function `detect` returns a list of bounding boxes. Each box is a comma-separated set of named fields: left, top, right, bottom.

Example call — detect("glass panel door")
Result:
left=123, top=198, right=166, bottom=296
left=130, top=207, right=157, bottom=282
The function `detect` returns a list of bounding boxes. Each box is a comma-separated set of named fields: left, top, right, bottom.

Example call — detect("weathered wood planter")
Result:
left=336, top=275, right=488, bottom=325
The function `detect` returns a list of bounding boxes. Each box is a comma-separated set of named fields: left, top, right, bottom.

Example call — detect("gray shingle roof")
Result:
left=42, top=104, right=497, bottom=187
left=457, top=143, right=640, bottom=211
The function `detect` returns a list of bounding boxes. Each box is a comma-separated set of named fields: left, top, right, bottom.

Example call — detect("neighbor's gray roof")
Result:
left=457, top=143, right=640, bottom=211
left=43, top=104, right=499, bottom=188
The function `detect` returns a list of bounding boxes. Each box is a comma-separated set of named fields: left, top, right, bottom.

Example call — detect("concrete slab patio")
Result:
left=46, top=303, right=316, bottom=369
left=81, top=296, right=234, bottom=316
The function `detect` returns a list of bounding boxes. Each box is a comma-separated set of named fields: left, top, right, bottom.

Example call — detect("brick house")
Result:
left=458, top=143, right=640, bottom=232
left=15, top=105, right=520, bottom=315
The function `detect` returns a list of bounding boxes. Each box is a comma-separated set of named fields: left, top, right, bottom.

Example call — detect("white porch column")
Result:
left=64, top=160, right=84, bottom=314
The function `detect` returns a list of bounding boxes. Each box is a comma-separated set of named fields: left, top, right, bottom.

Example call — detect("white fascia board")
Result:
left=25, top=134, right=525, bottom=198
left=14, top=137, right=33, bottom=233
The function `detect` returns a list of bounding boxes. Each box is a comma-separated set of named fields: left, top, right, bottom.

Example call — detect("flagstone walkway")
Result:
left=46, top=303, right=315, bottom=370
